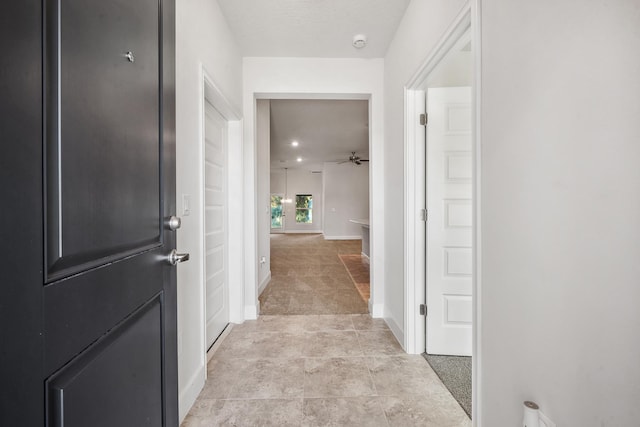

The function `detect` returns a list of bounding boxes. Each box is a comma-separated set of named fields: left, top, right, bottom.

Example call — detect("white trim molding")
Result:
left=471, top=0, right=483, bottom=424
left=403, top=88, right=427, bottom=355
left=178, top=363, right=205, bottom=423
left=242, top=80, right=386, bottom=329
left=323, top=235, right=362, bottom=240
left=258, top=271, right=272, bottom=296
left=385, top=315, right=404, bottom=346
left=200, top=65, right=244, bottom=325
left=403, top=0, right=472, bottom=355
left=369, top=302, right=384, bottom=318
left=402, top=2, right=483, bottom=425
left=244, top=304, right=259, bottom=320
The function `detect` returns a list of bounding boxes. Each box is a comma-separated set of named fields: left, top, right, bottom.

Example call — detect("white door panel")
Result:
left=426, top=87, right=472, bottom=356
left=204, top=100, right=229, bottom=349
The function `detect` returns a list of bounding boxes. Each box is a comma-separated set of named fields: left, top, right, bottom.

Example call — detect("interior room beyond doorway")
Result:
left=257, top=98, right=373, bottom=314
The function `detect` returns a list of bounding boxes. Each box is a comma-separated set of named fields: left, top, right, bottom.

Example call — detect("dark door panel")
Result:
left=1, top=0, right=176, bottom=424
left=45, top=0, right=162, bottom=280
left=44, top=250, right=164, bottom=375
left=47, top=295, right=164, bottom=427
left=0, top=0, right=44, bottom=424
left=1, top=0, right=177, bottom=425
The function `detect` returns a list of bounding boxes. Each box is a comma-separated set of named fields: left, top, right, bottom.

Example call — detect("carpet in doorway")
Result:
left=423, top=353, right=472, bottom=418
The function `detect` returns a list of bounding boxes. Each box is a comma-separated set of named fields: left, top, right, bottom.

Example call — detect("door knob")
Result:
left=167, top=249, right=190, bottom=266
left=165, top=215, right=182, bottom=231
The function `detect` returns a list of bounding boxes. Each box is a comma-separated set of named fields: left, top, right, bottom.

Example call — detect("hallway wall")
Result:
left=256, top=100, right=271, bottom=292
left=480, top=0, right=640, bottom=425
left=176, top=0, right=243, bottom=420
left=323, top=162, right=370, bottom=240
left=384, top=0, right=467, bottom=343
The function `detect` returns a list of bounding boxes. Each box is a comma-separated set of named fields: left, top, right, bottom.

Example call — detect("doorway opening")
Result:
left=257, top=97, right=374, bottom=315
left=404, top=3, right=478, bottom=420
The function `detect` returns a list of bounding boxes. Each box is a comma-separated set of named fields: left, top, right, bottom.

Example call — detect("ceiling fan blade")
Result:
left=360, top=159, right=369, bottom=162
left=337, top=160, right=350, bottom=164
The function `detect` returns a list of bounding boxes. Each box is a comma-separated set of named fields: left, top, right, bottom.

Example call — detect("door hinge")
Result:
left=419, top=304, right=427, bottom=316
left=419, top=208, right=427, bottom=221
left=419, top=113, right=428, bottom=126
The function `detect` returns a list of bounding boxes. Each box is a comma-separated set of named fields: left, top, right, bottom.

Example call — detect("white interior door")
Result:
left=204, top=100, right=229, bottom=349
left=426, top=87, right=472, bottom=356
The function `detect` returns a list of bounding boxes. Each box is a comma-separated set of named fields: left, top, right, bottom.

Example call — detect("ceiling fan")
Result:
left=338, top=151, right=369, bottom=165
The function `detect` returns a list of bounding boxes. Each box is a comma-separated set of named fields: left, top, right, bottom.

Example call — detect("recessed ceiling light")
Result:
left=291, top=141, right=299, bottom=147
left=296, top=157, right=302, bottom=162
left=353, top=34, right=367, bottom=49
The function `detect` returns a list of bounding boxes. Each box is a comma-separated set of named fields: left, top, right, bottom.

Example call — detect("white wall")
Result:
left=270, top=169, right=323, bottom=233
left=270, top=170, right=285, bottom=198
left=256, top=100, right=271, bottom=292
left=176, top=0, right=242, bottom=421
left=428, top=50, right=472, bottom=88
left=243, top=57, right=386, bottom=317
left=384, top=0, right=467, bottom=340
left=480, top=0, right=640, bottom=425
left=323, top=162, right=369, bottom=239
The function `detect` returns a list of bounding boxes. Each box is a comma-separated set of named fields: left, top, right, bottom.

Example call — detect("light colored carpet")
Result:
left=260, top=234, right=368, bottom=315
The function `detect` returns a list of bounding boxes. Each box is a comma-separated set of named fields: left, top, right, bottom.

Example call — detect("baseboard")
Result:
left=369, top=302, right=384, bottom=318
left=284, top=230, right=323, bottom=234
left=206, top=323, right=233, bottom=363
left=178, top=363, right=205, bottom=423
left=323, top=235, right=362, bottom=240
left=244, top=303, right=259, bottom=320
left=385, top=315, right=405, bottom=350
left=258, top=271, right=271, bottom=296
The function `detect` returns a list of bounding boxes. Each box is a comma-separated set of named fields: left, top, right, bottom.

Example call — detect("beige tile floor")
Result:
left=182, top=316, right=471, bottom=426
left=182, top=235, right=470, bottom=426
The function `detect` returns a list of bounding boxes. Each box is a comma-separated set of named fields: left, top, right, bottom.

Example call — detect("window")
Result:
left=271, top=194, right=283, bottom=229
left=295, top=194, right=312, bottom=224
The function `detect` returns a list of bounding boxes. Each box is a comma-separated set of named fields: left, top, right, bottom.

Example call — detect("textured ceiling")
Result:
left=270, top=99, right=369, bottom=171
left=217, top=0, right=411, bottom=57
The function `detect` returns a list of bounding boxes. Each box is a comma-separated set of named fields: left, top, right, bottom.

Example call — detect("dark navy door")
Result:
left=0, top=0, right=177, bottom=425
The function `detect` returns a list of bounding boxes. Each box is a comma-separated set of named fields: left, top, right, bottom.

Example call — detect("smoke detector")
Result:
left=352, top=34, right=367, bottom=49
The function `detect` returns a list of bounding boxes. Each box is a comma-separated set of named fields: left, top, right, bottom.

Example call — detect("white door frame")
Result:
left=403, top=0, right=482, bottom=423
left=252, top=92, right=384, bottom=318
left=200, top=65, right=244, bottom=337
